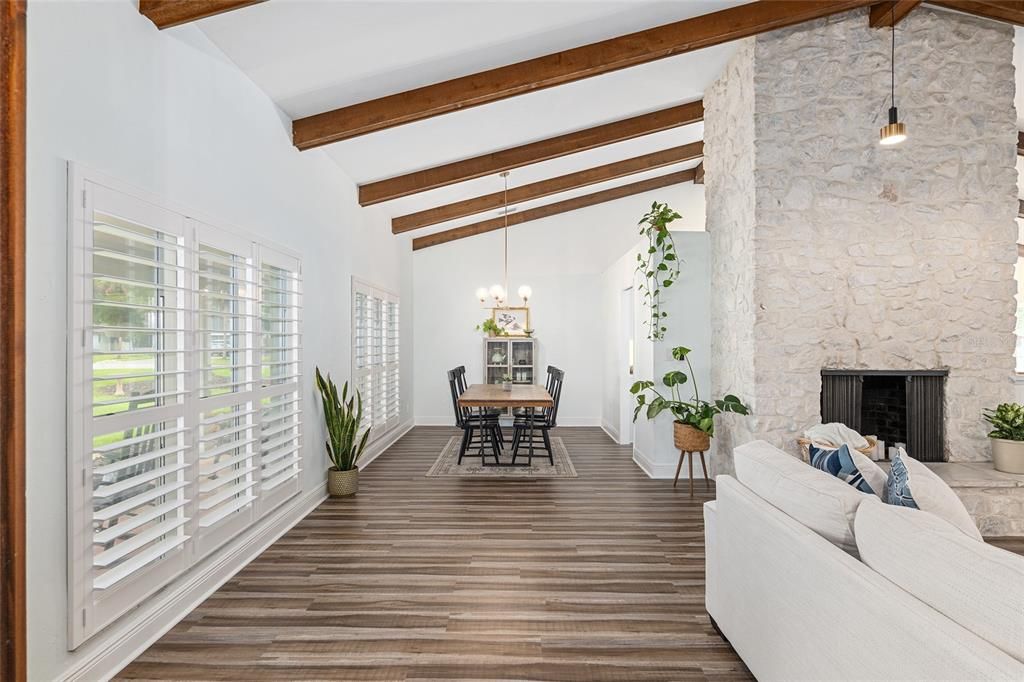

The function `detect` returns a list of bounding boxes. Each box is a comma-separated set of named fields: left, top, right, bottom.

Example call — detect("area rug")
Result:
left=426, top=436, right=577, bottom=478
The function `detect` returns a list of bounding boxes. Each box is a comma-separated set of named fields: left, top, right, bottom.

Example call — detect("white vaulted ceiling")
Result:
left=192, top=0, right=745, bottom=236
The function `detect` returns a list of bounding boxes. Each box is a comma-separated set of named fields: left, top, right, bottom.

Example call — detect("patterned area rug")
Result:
left=427, top=436, right=577, bottom=478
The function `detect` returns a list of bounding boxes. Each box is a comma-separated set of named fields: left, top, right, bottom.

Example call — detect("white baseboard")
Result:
left=359, top=419, right=413, bottom=468
left=63, top=486, right=327, bottom=682
left=632, top=446, right=681, bottom=479
left=600, top=419, right=621, bottom=444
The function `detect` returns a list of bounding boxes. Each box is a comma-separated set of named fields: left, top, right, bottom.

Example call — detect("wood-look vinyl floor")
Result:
left=118, top=426, right=751, bottom=681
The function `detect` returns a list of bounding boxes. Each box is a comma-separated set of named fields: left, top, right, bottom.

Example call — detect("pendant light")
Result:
left=879, top=7, right=907, bottom=146
left=474, top=171, right=531, bottom=307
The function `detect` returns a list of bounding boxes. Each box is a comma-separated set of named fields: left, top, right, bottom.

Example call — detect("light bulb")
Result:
left=475, top=287, right=488, bottom=304
left=489, top=284, right=505, bottom=303
left=517, top=285, right=532, bottom=303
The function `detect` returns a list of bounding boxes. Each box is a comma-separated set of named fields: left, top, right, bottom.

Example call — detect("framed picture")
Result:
left=492, top=307, right=530, bottom=336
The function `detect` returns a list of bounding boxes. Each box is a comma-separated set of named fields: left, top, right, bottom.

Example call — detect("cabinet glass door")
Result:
left=485, top=340, right=509, bottom=385
left=510, top=340, right=534, bottom=385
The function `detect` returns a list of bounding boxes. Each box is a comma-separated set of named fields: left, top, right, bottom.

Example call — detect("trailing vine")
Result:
left=635, top=202, right=681, bottom=341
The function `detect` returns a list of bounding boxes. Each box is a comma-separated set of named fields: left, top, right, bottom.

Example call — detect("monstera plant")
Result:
left=630, top=346, right=749, bottom=453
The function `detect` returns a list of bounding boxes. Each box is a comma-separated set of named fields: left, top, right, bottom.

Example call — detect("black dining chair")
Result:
left=511, top=367, right=563, bottom=466
left=455, top=365, right=505, bottom=446
left=448, top=369, right=501, bottom=464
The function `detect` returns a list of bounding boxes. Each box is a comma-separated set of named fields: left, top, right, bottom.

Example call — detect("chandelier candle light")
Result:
left=475, top=171, right=531, bottom=307
left=879, top=6, right=907, bottom=146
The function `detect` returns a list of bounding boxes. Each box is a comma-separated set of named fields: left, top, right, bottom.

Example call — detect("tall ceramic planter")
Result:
left=674, top=421, right=711, bottom=452
left=991, top=438, right=1024, bottom=474
left=328, top=467, right=359, bottom=497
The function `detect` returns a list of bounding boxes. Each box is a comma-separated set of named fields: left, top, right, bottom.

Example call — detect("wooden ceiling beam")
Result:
left=359, top=100, right=702, bottom=206
left=926, top=0, right=1024, bottom=25
left=411, top=169, right=696, bottom=251
left=1017, top=131, right=1023, bottom=155
left=869, top=1, right=922, bottom=26
left=293, top=0, right=875, bottom=149
left=694, top=161, right=705, bottom=185
left=392, top=141, right=703, bottom=234
left=139, top=0, right=266, bottom=29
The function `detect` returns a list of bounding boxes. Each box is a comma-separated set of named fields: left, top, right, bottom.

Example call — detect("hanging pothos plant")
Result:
left=635, top=202, right=681, bottom=341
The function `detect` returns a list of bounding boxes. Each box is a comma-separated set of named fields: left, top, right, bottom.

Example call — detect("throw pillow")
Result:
left=809, top=443, right=886, bottom=497
left=884, top=448, right=983, bottom=541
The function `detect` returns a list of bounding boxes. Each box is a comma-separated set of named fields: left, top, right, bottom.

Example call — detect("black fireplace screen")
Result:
left=820, top=370, right=946, bottom=462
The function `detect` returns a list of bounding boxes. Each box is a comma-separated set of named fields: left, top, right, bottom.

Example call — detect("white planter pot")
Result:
left=991, top=437, right=1024, bottom=474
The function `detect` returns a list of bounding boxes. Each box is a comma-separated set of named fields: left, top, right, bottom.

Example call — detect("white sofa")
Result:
left=705, top=440, right=1024, bottom=681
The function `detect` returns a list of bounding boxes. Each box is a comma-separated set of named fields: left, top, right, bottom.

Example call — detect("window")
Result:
left=68, top=172, right=302, bottom=647
left=352, top=279, right=400, bottom=439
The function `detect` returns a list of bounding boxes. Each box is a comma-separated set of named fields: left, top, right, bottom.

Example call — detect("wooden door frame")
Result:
left=0, top=1, right=27, bottom=680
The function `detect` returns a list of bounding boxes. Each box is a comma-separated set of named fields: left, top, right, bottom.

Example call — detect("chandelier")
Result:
left=475, top=171, right=531, bottom=307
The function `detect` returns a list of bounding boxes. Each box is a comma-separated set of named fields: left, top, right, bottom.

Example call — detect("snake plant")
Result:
left=315, top=367, right=370, bottom=472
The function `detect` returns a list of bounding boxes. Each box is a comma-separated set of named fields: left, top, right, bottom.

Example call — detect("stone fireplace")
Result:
left=820, top=370, right=946, bottom=462
left=704, top=7, right=1018, bottom=475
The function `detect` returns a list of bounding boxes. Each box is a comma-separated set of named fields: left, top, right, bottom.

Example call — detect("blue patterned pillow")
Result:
left=885, top=449, right=919, bottom=509
left=809, top=444, right=881, bottom=496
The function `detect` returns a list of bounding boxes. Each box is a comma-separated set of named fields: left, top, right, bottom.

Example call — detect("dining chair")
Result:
left=511, top=367, right=563, bottom=466
left=448, top=369, right=501, bottom=464
left=454, top=365, right=505, bottom=446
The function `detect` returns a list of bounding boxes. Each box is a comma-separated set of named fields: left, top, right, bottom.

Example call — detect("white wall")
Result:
left=602, top=233, right=712, bottom=478
left=27, top=2, right=408, bottom=679
left=412, top=183, right=705, bottom=426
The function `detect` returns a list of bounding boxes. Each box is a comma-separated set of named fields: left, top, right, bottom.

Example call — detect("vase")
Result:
left=991, top=438, right=1024, bottom=474
left=673, top=422, right=710, bottom=452
left=502, top=381, right=512, bottom=391
left=327, top=467, right=359, bottom=497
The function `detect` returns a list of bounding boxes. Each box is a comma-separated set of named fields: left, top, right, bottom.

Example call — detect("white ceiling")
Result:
left=195, top=0, right=743, bottom=234
left=195, top=2, right=1024, bottom=233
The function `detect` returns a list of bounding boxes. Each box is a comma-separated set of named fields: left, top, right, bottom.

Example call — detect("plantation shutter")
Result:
left=192, top=225, right=259, bottom=556
left=258, top=247, right=303, bottom=512
left=352, top=279, right=400, bottom=440
left=71, top=183, right=192, bottom=641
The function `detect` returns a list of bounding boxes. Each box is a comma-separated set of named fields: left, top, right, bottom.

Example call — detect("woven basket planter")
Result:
left=673, top=422, right=711, bottom=452
left=328, top=468, right=359, bottom=497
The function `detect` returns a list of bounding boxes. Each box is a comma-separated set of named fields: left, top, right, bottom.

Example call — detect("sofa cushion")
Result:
left=856, top=498, right=1024, bottom=663
left=885, top=448, right=982, bottom=541
left=734, top=440, right=868, bottom=554
left=809, top=443, right=886, bottom=497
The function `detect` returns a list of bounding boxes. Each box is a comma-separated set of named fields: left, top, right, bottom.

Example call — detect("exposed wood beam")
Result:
left=359, top=101, right=702, bottom=206
left=392, top=142, right=703, bottom=234
left=927, top=0, right=1024, bottom=25
left=412, top=169, right=695, bottom=251
left=869, top=1, right=922, bottom=26
left=293, top=0, right=875, bottom=149
left=139, top=0, right=266, bottom=29
left=694, top=161, right=705, bottom=185
left=0, top=1, right=26, bottom=680
left=1017, top=131, right=1023, bottom=155
left=1018, top=198, right=1023, bottom=217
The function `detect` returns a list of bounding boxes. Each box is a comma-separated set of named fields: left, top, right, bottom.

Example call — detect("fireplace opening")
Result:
left=820, top=370, right=947, bottom=462
left=861, top=375, right=907, bottom=447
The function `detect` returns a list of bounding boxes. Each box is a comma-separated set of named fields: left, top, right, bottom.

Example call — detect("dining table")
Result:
left=458, top=383, right=553, bottom=465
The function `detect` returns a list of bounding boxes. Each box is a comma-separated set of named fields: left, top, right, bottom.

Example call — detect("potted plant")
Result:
left=315, top=367, right=371, bottom=497
left=984, top=403, right=1024, bottom=474
left=630, top=346, right=749, bottom=452
left=501, top=374, right=513, bottom=391
left=476, top=318, right=505, bottom=337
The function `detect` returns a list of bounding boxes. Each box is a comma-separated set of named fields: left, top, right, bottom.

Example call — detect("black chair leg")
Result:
left=458, top=426, right=471, bottom=464
left=489, top=427, right=501, bottom=464
left=542, top=429, right=554, bottom=465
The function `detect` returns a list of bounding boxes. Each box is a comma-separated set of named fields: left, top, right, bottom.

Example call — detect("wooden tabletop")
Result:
left=458, top=383, right=553, bottom=408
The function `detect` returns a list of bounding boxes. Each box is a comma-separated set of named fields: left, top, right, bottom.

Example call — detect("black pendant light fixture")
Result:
left=879, top=7, right=907, bottom=145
